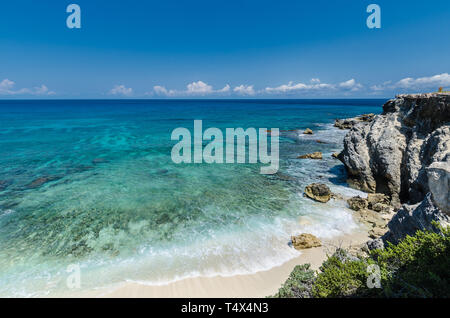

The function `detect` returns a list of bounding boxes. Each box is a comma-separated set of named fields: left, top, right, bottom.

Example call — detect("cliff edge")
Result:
left=338, top=93, right=450, bottom=207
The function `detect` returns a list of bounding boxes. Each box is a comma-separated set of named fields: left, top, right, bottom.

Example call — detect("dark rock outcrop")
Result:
left=334, top=113, right=375, bottom=130
left=304, top=183, right=332, bottom=203
left=380, top=193, right=450, bottom=245
left=426, top=161, right=450, bottom=215
left=339, top=93, right=450, bottom=207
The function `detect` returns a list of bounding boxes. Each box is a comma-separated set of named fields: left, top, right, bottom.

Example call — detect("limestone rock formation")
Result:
left=338, top=93, right=450, bottom=207
left=381, top=193, right=450, bottom=245
left=291, top=233, right=322, bottom=250
left=304, top=183, right=332, bottom=203
left=334, top=113, right=375, bottom=130
left=347, top=196, right=368, bottom=211
left=426, top=161, right=450, bottom=215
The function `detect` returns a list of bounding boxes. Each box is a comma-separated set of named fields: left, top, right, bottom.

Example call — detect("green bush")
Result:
left=311, top=249, right=379, bottom=298
left=371, top=225, right=450, bottom=297
left=273, top=226, right=450, bottom=298
left=271, top=264, right=315, bottom=298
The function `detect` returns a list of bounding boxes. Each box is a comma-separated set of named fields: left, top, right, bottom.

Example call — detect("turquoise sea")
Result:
left=0, top=99, right=384, bottom=296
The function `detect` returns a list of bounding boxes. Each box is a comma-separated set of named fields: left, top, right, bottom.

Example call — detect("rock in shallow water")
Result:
left=291, top=233, right=322, bottom=250
left=303, top=128, right=313, bottom=135
left=304, top=183, right=332, bottom=203
left=297, top=152, right=323, bottom=160
left=25, top=176, right=60, bottom=189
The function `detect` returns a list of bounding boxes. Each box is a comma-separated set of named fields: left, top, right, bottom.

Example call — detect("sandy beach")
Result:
left=68, top=228, right=369, bottom=298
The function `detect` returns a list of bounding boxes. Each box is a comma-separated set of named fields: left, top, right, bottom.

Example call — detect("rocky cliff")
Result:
left=338, top=93, right=450, bottom=207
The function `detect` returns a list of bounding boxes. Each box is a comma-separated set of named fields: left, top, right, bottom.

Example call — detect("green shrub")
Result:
left=271, top=264, right=315, bottom=298
left=371, top=225, right=450, bottom=297
left=311, top=249, right=380, bottom=298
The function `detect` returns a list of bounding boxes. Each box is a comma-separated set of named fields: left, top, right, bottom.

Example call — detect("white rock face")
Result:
left=427, top=161, right=450, bottom=215
left=339, top=93, right=450, bottom=207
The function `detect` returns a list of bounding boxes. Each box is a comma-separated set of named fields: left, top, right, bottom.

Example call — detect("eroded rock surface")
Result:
left=339, top=93, right=450, bottom=207
left=426, top=161, right=450, bottom=215
left=304, top=183, right=332, bottom=203
left=291, top=233, right=322, bottom=250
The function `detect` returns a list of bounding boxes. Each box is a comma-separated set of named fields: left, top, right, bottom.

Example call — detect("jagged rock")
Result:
left=334, top=114, right=375, bottom=130
left=304, top=183, right=332, bottom=203
left=339, top=94, right=450, bottom=207
left=332, top=152, right=339, bottom=159
left=426, top=161, right=450, bottom=215
left=371, top=203, right=390, bottom=213
left=303, top=128, right=313, bottom=135
left=367, top=238, right=384, bottom=250
left=347, top=196, right=368, bottom=211
left=367, top=193, right=389, bottom=207
left=382, top=193, right=450, bottom=245
left=298, top=152, right=322, bottom=160
left=291, top=233, right=322, bottom=250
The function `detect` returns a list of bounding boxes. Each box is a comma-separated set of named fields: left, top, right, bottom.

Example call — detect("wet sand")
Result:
left=68, top=228, right=369, bottom=298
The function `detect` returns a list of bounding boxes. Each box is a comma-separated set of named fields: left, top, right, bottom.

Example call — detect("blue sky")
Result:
left=0, top=0, right=449, bottom=98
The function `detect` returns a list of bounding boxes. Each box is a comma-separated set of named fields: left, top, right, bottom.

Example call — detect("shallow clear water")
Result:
left=0, top=99, right=384, bottom=296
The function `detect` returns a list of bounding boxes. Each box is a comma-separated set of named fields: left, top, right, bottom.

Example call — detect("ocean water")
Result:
left=0, top=99, right=385, bottom=296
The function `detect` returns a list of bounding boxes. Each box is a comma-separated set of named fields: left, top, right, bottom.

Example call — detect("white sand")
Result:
left=68, top=229, right=369, bottom=298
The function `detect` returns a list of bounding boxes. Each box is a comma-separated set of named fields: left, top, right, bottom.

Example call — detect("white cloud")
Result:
left=265, top=78, right=357, bottom=94
left=186, top=81, right=213, bottom=94
left=153, top=85, right=176, bottom=97
left=370, top=73, right=450, bottom=92
left=218, top=84, right=231, bottom=93
left=151, top=81, right=231, bottom=97
left=395, top=73, right=450, bottom=89
left=109, top=84, right=133, bottom=96
left=233, top=84, right=255, bottom=96
left=0, top=79, right=55, bottom=96
left=338, top=79, right=363, bottom=92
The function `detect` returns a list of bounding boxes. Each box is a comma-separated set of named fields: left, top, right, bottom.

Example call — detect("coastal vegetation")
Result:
left=273, top=225, right=450, bottom=298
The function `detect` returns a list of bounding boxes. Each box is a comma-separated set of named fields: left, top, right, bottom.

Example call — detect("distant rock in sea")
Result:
left=297, top=152, right=323, bottom=160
